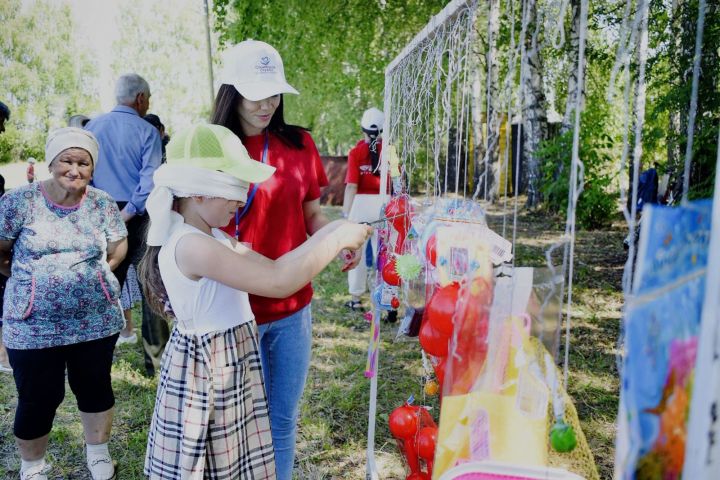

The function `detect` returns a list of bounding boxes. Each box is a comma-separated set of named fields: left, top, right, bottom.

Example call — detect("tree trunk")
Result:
left=521, top=0, right=548, bottom=208
left=471, top=8, right=487, bottom=197
left=561, top=0, right=581, bottom=134
left=479, top=0, right=502, bottom=202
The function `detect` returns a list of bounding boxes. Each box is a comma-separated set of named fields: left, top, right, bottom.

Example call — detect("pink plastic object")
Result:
left=437, top=461, right=585, bottom=480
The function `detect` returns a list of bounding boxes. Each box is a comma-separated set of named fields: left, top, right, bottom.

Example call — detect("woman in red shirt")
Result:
left=342, top=108, right=396, bottom=321
left=210, top=40, right=335, bottom=480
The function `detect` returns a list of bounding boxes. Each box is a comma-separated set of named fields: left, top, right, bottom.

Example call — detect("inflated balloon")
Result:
left=550, top=420, right=577, bottom=453
left=416, top=426, right=438, bottom=476
left=385, top=195, right=411, bottom=231
left=389, top=403, right=421, bottom=475
left=423, top=379, right=439, bottom=396
left=406, top=473, right=430, bottom=480
left=385, top=195, right=413, bottom=254
left=391, top=297, right=401, bottom=309
left=416, top=426, right=437, bottom=458
left=419, top=314, right=449, bottom=357
left=425, top=282, right=460, bottom=336
left=382, top=258, right=401, bottom=286
left=389, top=404, right=419, bottom=439
left=445, top=277, right=493, bottom=396
left=425, top=234, right=437, bottom=267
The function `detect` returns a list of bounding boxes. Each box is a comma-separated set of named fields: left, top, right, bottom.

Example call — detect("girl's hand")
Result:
left=340, top=248, right=362, bottom=272
left=338, top=222, right=373, bottom=252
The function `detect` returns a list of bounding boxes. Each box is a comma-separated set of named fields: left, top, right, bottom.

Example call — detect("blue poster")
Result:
left=620, top=200, right=712, bottom=480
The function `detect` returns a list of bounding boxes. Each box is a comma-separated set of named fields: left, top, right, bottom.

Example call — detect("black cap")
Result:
left=144, top=113, right=164, bottom=130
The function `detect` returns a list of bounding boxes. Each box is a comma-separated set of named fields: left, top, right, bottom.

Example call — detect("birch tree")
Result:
left=521, top=0, right=548, bottom=207
left=561, top=0, right=582, bottom=133
left=477, top=0, right=502, bottom=201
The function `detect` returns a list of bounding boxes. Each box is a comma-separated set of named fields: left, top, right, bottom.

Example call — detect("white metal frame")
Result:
left=369, top=2, right=474, bottom=478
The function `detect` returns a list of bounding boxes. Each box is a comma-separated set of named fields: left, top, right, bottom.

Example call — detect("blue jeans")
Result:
left=257, top=303, right=312, bottom=480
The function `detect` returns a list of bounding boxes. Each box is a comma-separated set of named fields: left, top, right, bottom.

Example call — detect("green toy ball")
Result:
left=550, top=420, right=577, bottom=453
left=395, top=254, right=422, bottom=281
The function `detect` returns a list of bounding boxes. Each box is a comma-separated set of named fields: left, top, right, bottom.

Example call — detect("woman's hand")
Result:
left=106, top=238, right=128, bottom=271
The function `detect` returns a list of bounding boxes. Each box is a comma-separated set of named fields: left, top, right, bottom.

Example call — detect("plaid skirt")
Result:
left=145, top=322, right=276, bottom=479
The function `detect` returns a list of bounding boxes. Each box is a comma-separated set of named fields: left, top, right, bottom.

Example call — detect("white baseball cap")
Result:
left=361, top=108, right=385, bottom=132
left=218, top=40, right=299, bottom=101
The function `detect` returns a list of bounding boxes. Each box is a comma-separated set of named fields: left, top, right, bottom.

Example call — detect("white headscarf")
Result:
left=45, top=127, right=99, bottom=165
left=145, top=164, right=250, bottom=246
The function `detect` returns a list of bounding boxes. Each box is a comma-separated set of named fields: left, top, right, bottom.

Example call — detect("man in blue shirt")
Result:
left=85, top=74, right=168, bottom=376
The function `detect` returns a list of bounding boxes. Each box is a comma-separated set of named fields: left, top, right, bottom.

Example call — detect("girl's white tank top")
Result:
left=158, top=223, right=254, bottom=336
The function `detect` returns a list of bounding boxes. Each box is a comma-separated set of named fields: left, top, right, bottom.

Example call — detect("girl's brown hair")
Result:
left=138, top=245, right=174, bottom=319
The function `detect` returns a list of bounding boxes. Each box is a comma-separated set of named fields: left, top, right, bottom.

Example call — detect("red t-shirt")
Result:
left=222, top=130, right=328, bottom=324
left=345, top=140, right=384, bottom=194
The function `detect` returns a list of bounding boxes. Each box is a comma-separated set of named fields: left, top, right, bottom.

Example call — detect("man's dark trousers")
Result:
left=114, top=206, right=169, bottom=376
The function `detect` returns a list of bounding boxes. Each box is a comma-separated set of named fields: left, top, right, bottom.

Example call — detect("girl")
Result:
left=140, top=123, right=371, bottom=479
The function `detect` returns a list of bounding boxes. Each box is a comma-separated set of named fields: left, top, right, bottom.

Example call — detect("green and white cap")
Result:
left=166, top=123, right=275, bottom=183
left=147, top=123, right=275, bottom=246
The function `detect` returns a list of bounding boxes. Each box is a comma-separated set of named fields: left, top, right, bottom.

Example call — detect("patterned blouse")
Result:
left=0, top=182, right=128, bottom=349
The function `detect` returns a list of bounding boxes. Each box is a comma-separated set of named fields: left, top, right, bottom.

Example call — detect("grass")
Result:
left=0, top=204, right=624, bottom=479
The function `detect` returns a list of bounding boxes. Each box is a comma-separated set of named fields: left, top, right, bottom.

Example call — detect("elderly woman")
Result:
left=0, top=128, right=128, bottom=480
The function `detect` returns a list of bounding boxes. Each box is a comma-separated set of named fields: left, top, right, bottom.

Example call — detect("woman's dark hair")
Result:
left=210, top=84, right=308, bottom=150
left=138, top=245, right=174, bottom=319
left=363, top=129, right=381, bottom=176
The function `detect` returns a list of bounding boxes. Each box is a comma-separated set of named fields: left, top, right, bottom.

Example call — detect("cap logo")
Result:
left=255, top=56, right=276, bottom=74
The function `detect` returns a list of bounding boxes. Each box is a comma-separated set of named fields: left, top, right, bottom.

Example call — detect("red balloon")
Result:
left=389, top=404, right=419, bottom=439
left=385, top=195, right=413, bottom=254
left=391, top=297, right=401, bottom=309
left=385, top=195, right=410, bottom=233
left=416, top=426, right=438, bottom=459
left=426, top=282, right=460, bottom=336
left=406, top=473, right=431, bottom=480
left=419, top=314, right=449, bottom=357
left=382, top=259, right=401, bottom=286
left=425, top=235, right=437, bottom=267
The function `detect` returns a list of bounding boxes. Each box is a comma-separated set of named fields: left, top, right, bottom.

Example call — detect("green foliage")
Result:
left=539, top=116, right=617, bottom=230
left=538, top=25, right=621, bottom=230
left=110, top=0, right=212, bottom=133
left=646, top=0, right=720, bottom=199
left=212, top=0, right=447, bottom=155
left=0, top=0, right=99, bottom=164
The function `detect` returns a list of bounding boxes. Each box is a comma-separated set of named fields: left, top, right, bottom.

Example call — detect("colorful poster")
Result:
left=683, top=134, right=720, bottom=478
left=616, top=200, right=712, bottom=480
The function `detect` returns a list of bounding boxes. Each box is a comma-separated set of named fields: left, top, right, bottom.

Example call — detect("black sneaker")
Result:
left=344, top=300, right=363, bottom=311
left=383, top=310, right=398, bottom=323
